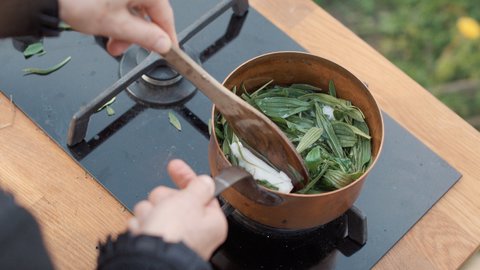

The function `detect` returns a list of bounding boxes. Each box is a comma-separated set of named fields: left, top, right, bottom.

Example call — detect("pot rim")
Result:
left=211, top=50, right=385, bottom=198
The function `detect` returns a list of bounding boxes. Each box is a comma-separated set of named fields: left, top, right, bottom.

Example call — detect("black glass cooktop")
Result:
left=0, top=1, right=460, bottom=269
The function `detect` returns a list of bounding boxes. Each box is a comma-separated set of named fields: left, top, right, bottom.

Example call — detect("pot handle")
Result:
left=213, top=166, right=283, bottom=207
left=337, top=205, right=368, bottom=256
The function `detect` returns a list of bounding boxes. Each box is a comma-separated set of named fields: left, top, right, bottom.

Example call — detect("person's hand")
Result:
left=128, top=159, right=227, bottom=260
left=58, top=0, right=177, bottom=56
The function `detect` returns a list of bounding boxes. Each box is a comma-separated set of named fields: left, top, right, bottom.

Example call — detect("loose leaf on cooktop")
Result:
left=23, top=56, right=71, bottom=75
left=168, top=112, right=182, bottom=131
left=23, top=42, right=44, bottom=58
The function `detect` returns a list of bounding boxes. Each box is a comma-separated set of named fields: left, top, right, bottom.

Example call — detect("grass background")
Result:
left=315, top=0, right=480, bottom=130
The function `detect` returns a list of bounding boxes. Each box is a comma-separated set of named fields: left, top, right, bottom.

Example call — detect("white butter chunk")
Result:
left=230, top=141, right=293, bottom=193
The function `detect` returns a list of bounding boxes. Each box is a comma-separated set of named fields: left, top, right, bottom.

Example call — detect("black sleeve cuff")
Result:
left=97, top=232, right=213, bottom=270
left=0, top=191, right=54, bottom=270
left=0, top=0, right=60, bottom=38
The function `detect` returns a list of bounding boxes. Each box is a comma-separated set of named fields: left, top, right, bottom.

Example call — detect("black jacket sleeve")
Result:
left=0, top=0, right=60, bottom=38
left=98, top=232, right=213, bottom=270
left=0, top=191, right=54, bottom=269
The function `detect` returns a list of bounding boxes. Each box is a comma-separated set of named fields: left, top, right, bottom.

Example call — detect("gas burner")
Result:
left=211, top=206, right=367, bottom=269
left=67, top=0, right=249, bottom=147
left=119, top=46, right=200, bottom=106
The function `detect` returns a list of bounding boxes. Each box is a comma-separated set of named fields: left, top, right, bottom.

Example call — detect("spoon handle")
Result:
left=162, top=46, right=240, bottom=112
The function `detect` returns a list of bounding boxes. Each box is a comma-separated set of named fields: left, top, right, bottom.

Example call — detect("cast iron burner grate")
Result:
left=212, top=205, right=368, bottom=270
left=66, top=0, right=249, bottom=148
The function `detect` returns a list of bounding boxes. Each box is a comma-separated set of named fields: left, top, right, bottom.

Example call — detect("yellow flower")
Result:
left=457, top=17, right=480, bottom=40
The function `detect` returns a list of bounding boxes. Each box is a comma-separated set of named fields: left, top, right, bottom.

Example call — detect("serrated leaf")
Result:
left=296, top=127, right=323, bottom=154
left=23, top=42, right=44, bottom=57
left=168, top=112, right=182, bottom=131
left=23, top=56, right=71, bottom=75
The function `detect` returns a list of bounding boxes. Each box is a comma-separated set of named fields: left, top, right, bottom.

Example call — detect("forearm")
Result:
left=0, top=0, right=60, bottom=38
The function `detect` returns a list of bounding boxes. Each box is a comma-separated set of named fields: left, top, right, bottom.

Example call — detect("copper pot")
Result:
left=208, top=52, right=384, bottom=230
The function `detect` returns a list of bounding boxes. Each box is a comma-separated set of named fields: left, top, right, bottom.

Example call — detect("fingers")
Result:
left=183, top=175, right=215, bottom=205
left=134, top=0, right=177, bottom=44
left=167, top=159, right=198, bottom=189
left=134, top=200, right=153, bottom=220
left=108, top=10, right=172, bottom=54
left=106, top=38, right=132, bottom=56
left=148, top=186, right=176, bottom=204
left=128, top=218, right=141, bottom=234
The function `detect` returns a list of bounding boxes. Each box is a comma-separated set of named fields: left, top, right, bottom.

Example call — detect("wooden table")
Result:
left=1, top=1, right=479, bottom=269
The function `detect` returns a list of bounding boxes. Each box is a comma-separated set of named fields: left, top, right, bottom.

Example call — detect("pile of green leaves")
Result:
left=215, top=81, right=372, bottom=194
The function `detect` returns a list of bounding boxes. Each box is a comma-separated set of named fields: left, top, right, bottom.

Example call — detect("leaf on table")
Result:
left=23, top=42, right=44, bottom=58
left=23, top=56, right=71, bottom=75
left=168, top=111, right=182, bottom=131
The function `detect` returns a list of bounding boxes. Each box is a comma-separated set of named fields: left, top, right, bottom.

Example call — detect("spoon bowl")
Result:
left=162, top=46, right=309, bottom=190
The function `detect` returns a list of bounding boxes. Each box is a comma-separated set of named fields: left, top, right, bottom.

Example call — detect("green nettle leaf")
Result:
left=323, top=169, right=357, bottom=189
left=299, top=92, right=349, bottom=107
left=305, top=146, right=322, bottom=172
left=332, top=121, right=357, bottom=148
left=343, top=106, right=365, bottom=122
left=215, top=81, right=372, bottom=194
left=290, top=84, right=323, bottom=92
left=168, top=112, right=182, bottom=131
left=315, top=104, right=344, bottom=158
left=329, top=80, right=337, bottom=97
left=352, top=120, right=372, bottom=171
left=297, top=163, right=329, bottom=194
left=257, top=179, right=279, bottom=191
left=250, top=79, right=274, bottom=98
left=296, top=127, right=323, bottom=154
left=23, top=42, right=44, bottom=57
left=255, top=97, right=311, bottom=118
left=23, top=56, right=71, bottom=75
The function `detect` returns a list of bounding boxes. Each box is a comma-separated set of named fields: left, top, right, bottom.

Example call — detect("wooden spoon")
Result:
left=162, top=46, right=309, bottom=190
